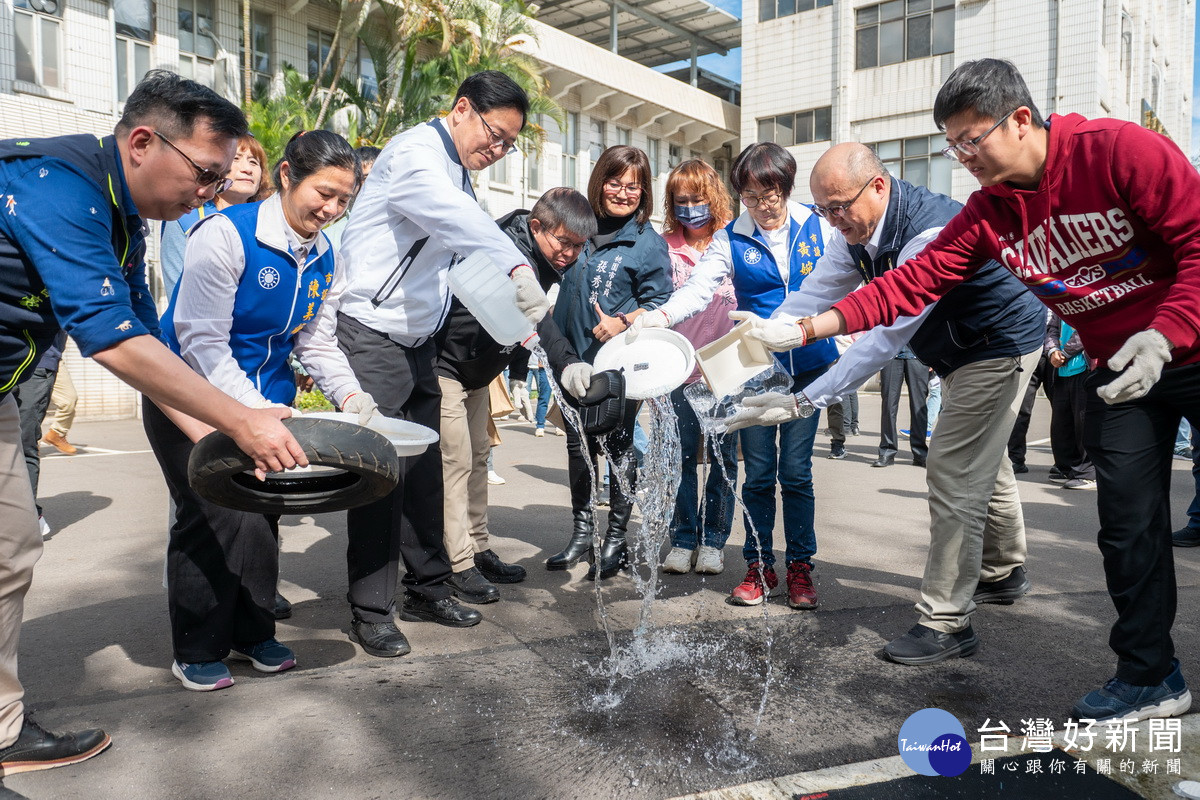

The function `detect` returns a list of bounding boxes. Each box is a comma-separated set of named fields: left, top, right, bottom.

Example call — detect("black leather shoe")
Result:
left=399, top=594, right=482, bottom=627
left=348, top=619, right=411, bottom=657
left=884, top=624, right=978, bottom=665
left=445, top=567, right=500, bottom=604
left=1011, top=461, right=1029, bottom=474
left=0, top=715, right=111, bottom=775
left=475, top=549, right=527, bottom=583
left=273, top=591, right=292, bottom=620
left=912, top=456, right=927, bottom=468
left=972, top=565, right=1031, bottom=605
left=871, top=456, right=894, bottom=468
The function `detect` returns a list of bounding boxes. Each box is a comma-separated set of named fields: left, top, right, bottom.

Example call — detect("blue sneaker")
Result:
left=1072, top=659, right=1192, bottom=722
left=172, top=660, right=234, bottom=692
left=229, top=639, right=296, bottom=673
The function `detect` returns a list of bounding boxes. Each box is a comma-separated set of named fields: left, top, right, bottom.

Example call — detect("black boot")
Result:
left=546, top=510, right=595, bottom=570
left=587, top=484, right=632, bottom=581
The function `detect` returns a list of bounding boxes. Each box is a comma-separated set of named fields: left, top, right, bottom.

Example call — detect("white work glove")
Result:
left=1097, top=329, right=1173, bottom=405
left=509, top=379, right=534, bottom=421
left=510, top=266, right=550, bottom=326
left=625, top=308, right=670, bottom=342
left=724, top=392, right=815, bottom=432
left=255, top=398, right=298, bottom=417
left=730, top=310, right=809, bottom=352
left=341, top=391, right=379, bottom=425
left=560, top=362, right=593, bottom=400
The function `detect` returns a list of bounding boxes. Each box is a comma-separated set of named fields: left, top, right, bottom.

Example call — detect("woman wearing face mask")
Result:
left=632, top=142, right=839, bottom=611
left=550, top=145, right=672, bottom=580
left=144, top=130, right=378, bottom=691
left=159, top=133, right=273, bottom=297
left=658, top=159, right=737, bottom=577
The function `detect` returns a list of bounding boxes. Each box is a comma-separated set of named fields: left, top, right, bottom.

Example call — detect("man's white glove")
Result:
left=509, top=379, right=534, bottom=421
left=730, top=310, right=808, bottom=352
left=560, top=362, right=593, bottom=400
left=255, top=398, right=298, bottom=417
left=342, top=391, right=379, bottom=425
left=1097, top=329, right=1173, bottom=405
left=510, top=266, right=550, bottom=326
left=724, top=392, right=815, bottom=432
left=624, top=308, right=671, bottom=342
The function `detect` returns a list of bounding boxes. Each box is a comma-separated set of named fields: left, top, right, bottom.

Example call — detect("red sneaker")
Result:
left=728, top=562, right=779, bottom=606
left=786, top=561, right=819, bottom=609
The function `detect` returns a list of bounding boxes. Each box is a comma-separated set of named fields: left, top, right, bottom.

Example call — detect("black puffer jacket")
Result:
left=435, top=210, right=582, bottom=389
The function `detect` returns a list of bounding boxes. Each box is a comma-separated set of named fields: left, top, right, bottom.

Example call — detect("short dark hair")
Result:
left=117, top=69, right=247, bottom=139
left=354, top=145, right=382, bottom=170
left=730, top=142, right=796, bottom=198
left=454, top=71, right=530, bottom=129
left=273, top=130, right=362, bottom=191
left=933, top=59, right=1045, bottom=130
left=530, top=187, right=597, bottom=239
left=587, top=145, right=654, bottom=225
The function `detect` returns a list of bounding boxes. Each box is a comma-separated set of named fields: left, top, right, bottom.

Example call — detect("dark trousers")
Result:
left=879, top=358, right=929, bottom=461
left=1187, top=427, right=1200, bottom=531
left=337, top=314, right=452, bottom=620
left=1086, top=362, right=1200, bottom=685
left=1008, top=353, right=1056, bottom=466
left=1050, top=371, right=1093, bottom=480
left=143, top=398, right=276, bottom=662
left=565, top=398, right=639, bottom=515
left=11, top=367, right=55, bottom=516
left=826, top=391, right=859, bottom=445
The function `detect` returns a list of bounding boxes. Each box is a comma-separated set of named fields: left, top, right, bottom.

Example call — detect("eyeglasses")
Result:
left=154, top=130, right=234, bottom=194
left=811, top=176, right=878, bottom=219
left=940, top=109, right=1016, bottom=162
left=470, top=102, right=518, bottom=156
left=547, top=231, right=587, bottom=253
left=739, top=191, right=782, bottom=209
left=603, top=180, right=642, bottom=196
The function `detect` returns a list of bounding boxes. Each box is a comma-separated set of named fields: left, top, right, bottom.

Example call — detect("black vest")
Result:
left=848, top=177, right=1044, bottom=376
left=0, top=134, right=145, bottom=394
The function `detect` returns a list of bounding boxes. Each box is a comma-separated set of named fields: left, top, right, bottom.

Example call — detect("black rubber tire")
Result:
left=187, top=416, right=401, bottom=515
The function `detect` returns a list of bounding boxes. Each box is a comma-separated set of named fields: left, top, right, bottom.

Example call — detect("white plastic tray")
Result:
left=695, top=319, right=776, bottom=400
left=305, top=411, right=439, bottom=457
left=593, top=328, right=696, bottom=400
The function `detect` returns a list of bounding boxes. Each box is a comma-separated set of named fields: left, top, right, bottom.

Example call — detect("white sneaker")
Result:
left=662, top=547, right=694, bottom=574
left=487, top=471, right=506, bottom=485
left=534, top=428, right=545, bottom=437
left=553, top=425, right=566, bottom=436
left=694, top=545, right=725, bottom=575
left=38, top=516, right=50, bottom=538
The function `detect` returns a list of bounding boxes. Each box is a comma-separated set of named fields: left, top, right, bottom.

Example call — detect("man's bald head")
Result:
left=810, top=143, right=890, bottom=246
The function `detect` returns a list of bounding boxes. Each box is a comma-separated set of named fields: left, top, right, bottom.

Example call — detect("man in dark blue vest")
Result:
left=728, top=143, right=1045, bottom=665
left=0, top=70, right=305, bottom=773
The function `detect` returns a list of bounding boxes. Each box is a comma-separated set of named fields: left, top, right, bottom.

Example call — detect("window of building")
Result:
left=616, top=126, right=631, bottom=146
left=357, top=41, right=378, bottom=101
left=489, top=155, right=509, bottom=186
left=307, top=28, right=335, bottom=85
left=114, top=0, right=153, bottom=101
left=759, top=0, right=831, bottom=24
left=855, top=0, right=954, bottom=70
left=648, top=138, right=661, bottom=176
left=236, top=10, right=271, bottom=98
left=560, top=112, right=579, bottom=188
left=178, top=0, right=216, bottom=84
left=756, top=106, right=832, bottom=146
left=588, top=119, right=606, bottom=162
left=1120, top=14, right=1133, bottom=105
left=872, top=134, right=952, bottom=196
left=14, top=0, right=64, bottom=89
left=668, top=143, right=683, bottom=169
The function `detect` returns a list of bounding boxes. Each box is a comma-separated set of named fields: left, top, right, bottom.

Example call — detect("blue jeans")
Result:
left=739, top=366, right=826, bottom=567
left=1187, top=425, right=1200, bottom=531
left=670, top=385, right=738, bottom=550
left=533, top=367, right=551, bottom=429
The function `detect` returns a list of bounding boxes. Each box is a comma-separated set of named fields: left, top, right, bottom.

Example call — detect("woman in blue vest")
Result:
left=145, top=130, right=376, bottom=691
left=159, top=133, right=272, bottom=297
left=551, top=145, right=673, bottom=580
left=633, top=142, right=839, bottom=610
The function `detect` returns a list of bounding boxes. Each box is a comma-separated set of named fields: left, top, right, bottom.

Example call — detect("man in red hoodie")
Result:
left=735, top=59, right=1200, bottom=723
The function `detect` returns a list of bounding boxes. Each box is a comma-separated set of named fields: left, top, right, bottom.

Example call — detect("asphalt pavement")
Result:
left=6, top=393, right=1200, bottom=800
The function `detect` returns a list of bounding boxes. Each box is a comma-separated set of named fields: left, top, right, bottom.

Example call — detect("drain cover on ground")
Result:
left=797, top=753, right=1142, bottom=800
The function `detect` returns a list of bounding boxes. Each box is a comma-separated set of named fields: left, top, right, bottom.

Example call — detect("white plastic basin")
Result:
left=305, top=411, right=439, bottom=457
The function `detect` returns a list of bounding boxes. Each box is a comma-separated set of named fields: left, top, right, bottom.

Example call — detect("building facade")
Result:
left=0, top=0, right=739, bottom=418
left=741, top=0, right=1194, bottom=204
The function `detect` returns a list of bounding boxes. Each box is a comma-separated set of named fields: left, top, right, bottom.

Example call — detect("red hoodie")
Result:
left=833, top=113, right=1200, bottom=367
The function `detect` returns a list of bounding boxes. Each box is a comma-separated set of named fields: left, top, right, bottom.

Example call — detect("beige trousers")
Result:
left=0, top=395, right=45, bottom=746
left=915, top=351, right=1041, bottom=633
left=439, top=376, right=492, bottom=573
left=48, top=362, right=77, bottom=437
